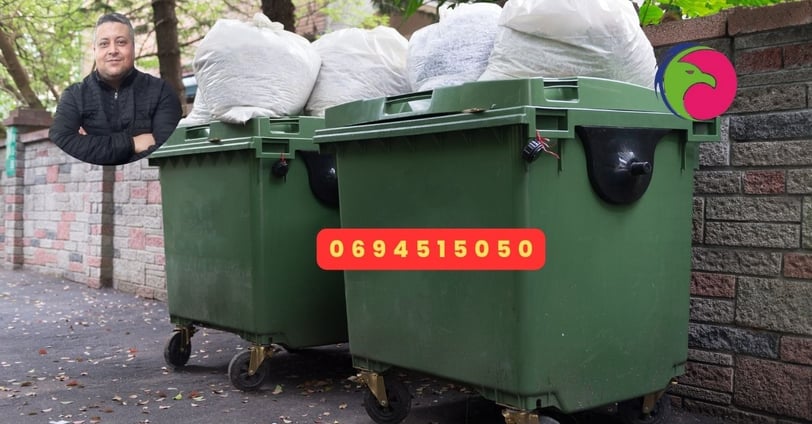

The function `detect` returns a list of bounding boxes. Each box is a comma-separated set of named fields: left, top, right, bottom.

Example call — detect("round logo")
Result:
left=654, top=43, right=737, bottom=121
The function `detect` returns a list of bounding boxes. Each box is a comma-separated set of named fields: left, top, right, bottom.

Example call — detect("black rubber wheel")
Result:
left=363, top=376, right=411, bottom=424
left=163, top=332, right=191, bottom=368
left=618, top=395, right=672, bottom=424
left=228, top=350, right=269, bottom=392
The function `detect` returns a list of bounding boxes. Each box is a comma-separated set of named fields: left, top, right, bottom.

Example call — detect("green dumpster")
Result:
left=313, top=77, right=719, bottom=424
left=148, top=116, right=347, bottom=391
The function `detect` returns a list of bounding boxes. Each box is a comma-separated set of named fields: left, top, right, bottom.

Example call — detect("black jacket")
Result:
left=49, top=69, right=182, bottom=166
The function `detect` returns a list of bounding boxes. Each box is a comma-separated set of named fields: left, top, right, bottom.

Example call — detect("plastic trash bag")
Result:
left=479, top=0, right=657, bottom=88
left=306, top=26, right=410, bottom=116
left=193, top=13, right=321, bottom=123
left=407, top=3, right=502, bottom=92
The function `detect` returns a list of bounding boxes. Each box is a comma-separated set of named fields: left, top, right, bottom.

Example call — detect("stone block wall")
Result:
left=0, top=118, right=166, bottom=300
left=645, top=2, right=812, bottom=422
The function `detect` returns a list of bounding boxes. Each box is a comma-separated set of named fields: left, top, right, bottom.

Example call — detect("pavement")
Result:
left=0, top=268, right=730, bottom=424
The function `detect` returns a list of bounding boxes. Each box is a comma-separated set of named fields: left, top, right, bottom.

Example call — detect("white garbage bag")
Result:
left=407, top=2, right=502, bottom=92
left=479, top=0, right=657, bottom=88
left=305, top=26, right=410, bottom=117
left=193, top=13, right=321, bottom=123
left=178, top=91, right=211, bottom=127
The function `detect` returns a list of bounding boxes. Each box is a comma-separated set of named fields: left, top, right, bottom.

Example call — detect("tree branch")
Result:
left=0, top=23, right=44, bottom=108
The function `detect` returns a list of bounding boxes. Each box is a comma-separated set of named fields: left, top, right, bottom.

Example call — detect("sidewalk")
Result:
left=0, top=268, right=728, bottom=424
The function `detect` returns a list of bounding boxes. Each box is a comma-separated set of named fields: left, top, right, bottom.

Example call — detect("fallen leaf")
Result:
left=158, top=406, right=171, bottom=410
left=61, top=401, right=74, bottom=405
left=112, top=395, right=122, bottom=402
left=39, top=348, right=48, bottom=355
left=20, top=381, right=32, bottom=387
left=190, top=403, right=198, bottom=407
left=42, top=408, right=53, bottom=412
left=272, top=385, right=283, bottom=395
left=188, top=390, right=200, bottom=398
left=338, top=403, right=347, bottom=410
left=66, top=380, right=79, bottom=387
left=191, top=396, right=204, bottom=402
left=173, top=393, right=183, bottom=401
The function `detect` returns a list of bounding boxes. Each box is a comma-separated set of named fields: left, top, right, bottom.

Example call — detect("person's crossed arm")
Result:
left=49, top=85, right=141, bottom=166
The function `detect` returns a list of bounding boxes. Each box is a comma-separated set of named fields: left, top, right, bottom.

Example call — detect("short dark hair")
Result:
left=94, top=13, right=135, bottom=44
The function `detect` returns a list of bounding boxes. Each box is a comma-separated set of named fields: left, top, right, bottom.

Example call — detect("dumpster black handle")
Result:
left=574, top=126, right=671, bottom=205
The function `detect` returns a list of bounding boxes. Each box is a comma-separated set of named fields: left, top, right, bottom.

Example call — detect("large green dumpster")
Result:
left=314, top=77, right=719, bottom=424
left=148, top=116, right=347, bottom=391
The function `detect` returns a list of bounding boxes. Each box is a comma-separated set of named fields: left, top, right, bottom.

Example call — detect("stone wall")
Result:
left=644, top=2, right=812, bottom=422
left=0, top=113, right=166, bottom=300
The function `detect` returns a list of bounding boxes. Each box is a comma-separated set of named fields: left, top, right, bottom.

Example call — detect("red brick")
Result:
left=86, top=277, right=102, bottom=289
left=643, top=11, right=729, bottom=47
left=53, top=184, right=65, bottom=193
left=677, top=362, right=734, bottom=392
left=115, top=171, right=124, bottom=182
left=62, top=212, right=75, bottom=221
left=37, top=149, right=48, bottom=157
left=784, top=253, right=812, bottom=278
left=735, top=48, right=782, bottom=74
left=34, top=229, right=47, bottom=239
left=46, top=165, right=58, bottom=183
left=147, top=181, right=161, bottom=204
left=743, top=170, right=785, bottom=194
left=33, top=249, right=57, bottom=265
left=727, top=0, right=812, bottom=35
left=129, top=228, right=146, bottom=249
left=131, top=187, right=147, bottom=199
left=68, top=262, right=84, bottom=273
left=784, top=42, right=812, bottom=69
left=145, top=235, right=163, bottom=248
left=780, top=336, right=812, bottom=365
left=53, top=241, right=64, bottom=249
left=57, top=222, right=70, bottom=240
left=5, top=194, right=22, bottom=203
left=690, top=272, right=736, bottom=298
left=86, top=256, right=102, bottom=267
left=155, top=254, right=165, bottom=266
left=734, top=357, right=812, bottom=421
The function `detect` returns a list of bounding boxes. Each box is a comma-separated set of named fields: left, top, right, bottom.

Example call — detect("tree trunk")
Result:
left=151, top=0, right=185, bottom=106
left=0, top=25, right=44, bottom=109
left=261, top=0, right=296, bottom=32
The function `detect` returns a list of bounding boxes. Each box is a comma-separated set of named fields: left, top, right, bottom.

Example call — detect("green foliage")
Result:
left=638, top=0, right=800, bottom=25
left=0, top=0, right=92, bottom=111
left=384, top=0, right=802, bottom=26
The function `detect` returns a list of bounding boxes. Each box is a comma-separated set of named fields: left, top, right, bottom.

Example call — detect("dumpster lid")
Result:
left=149, top=116, right=324, bottom=160
left=324, top=77, right=673, bottom=128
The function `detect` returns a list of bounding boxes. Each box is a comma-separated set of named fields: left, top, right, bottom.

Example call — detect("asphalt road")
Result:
left=0, top=269, right=728, bottom=424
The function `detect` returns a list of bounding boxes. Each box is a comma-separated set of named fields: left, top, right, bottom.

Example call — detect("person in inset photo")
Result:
left=49, top=12, right=182, bottom=166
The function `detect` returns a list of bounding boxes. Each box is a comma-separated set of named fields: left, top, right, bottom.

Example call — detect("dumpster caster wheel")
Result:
left=163, top=332, right=191, bottom=368
left=228, top=350, right=269, bottom=392
left=618, top=394, right=671, bottom=424
left=363, top=377, right=411, bottom=424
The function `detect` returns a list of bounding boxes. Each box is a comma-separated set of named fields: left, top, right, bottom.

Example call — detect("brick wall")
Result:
left=645, top=2, right=812, bottom=422
left=0, top=121, right=166, bottom=300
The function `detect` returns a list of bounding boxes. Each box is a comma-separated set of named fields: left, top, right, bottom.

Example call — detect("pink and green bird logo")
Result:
left=654, top=43, right=737, bottom=121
